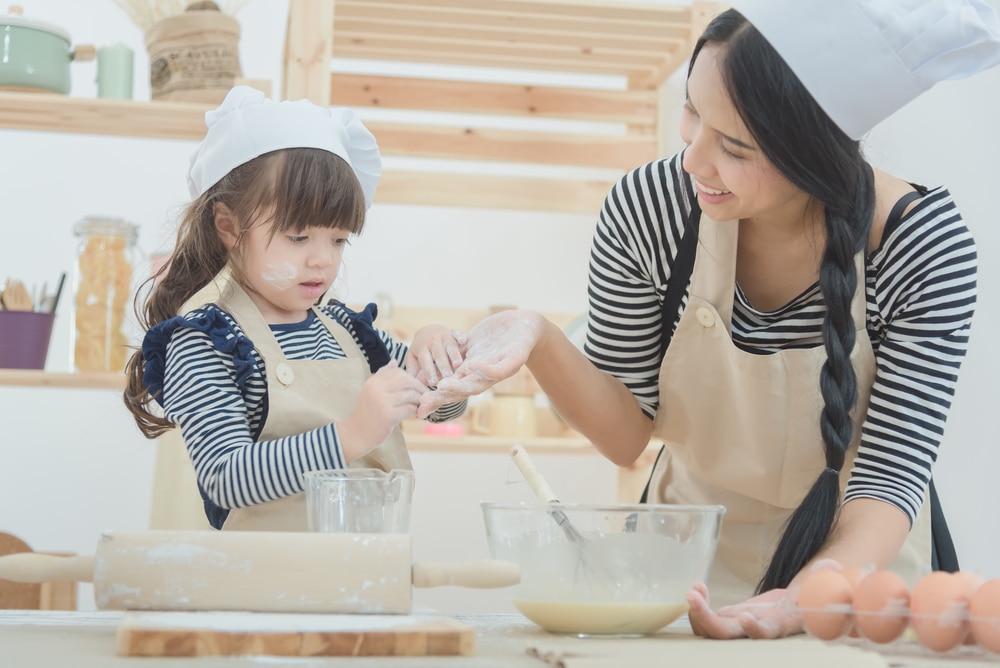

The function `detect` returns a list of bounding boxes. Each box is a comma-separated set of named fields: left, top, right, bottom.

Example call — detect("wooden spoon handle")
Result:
left=411, top=560, right=519, bottom=589
left=510, top=444, right=558, bottom=502
left=0, top=553, right=95, bottom=583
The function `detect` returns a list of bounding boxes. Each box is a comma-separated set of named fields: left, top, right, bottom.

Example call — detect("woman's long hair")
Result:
left=123, top=148, right=367, bottom=438
left=689, top=10, right=875, bottom=593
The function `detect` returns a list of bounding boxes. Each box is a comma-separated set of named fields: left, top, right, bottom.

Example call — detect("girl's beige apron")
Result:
left=148, top=275, right=410, bottom=532
left=647, top=215, right=931, bottom=608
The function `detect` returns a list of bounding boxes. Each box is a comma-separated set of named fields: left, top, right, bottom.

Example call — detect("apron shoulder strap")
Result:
left=659, top=208, right=701, bottom=356
left=883, top=187, right=927, bottom=240
left=641, top=206, right=701, bottom=503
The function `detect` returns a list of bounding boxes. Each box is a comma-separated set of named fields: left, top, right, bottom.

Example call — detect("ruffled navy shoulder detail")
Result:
left=142, top=305, right=256, bottom=405
left=323, top=301, right=391, bottom=373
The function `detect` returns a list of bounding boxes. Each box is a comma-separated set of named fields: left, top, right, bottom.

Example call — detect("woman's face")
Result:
left=679, top=43, right=811, bottom=225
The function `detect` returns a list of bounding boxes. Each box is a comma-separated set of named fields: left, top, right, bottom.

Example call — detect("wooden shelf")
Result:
left=0, top=370, right=125, bottom=390
left=0, top=92, right=613, bottom=213
left=0, top=92, right=211, bottom=140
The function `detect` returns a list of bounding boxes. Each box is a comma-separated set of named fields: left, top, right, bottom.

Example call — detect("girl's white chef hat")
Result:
left=188, top=86, right=382, bottom=208
left=730, top=0, right=1000, bottom=139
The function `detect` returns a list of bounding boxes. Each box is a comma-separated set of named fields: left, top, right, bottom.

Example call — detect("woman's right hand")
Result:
left=416, top=309, right=544, bottom=418
left=338, top=360, right=427, bottom=460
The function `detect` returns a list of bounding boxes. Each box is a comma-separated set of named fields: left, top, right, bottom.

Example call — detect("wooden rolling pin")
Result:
left=0, top=530, right=518, bottom=614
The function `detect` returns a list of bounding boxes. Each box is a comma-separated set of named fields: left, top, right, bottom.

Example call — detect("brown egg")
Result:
left=909, top=571, right=975, bottom=652
left=954, top=571, right=986, bottom=595
left=841, top=566, right=869, bottom=638
left=798, top=569, right=853, bottom=641
left=853, top=569, right=910, bottom=644
left=969, top=578, right=1000, bottom=654
left=954, top=572, right=986, bottom=646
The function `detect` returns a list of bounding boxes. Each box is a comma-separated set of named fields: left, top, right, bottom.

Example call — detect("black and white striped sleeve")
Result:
left=584, top=152, right=695, bottom=419
left=162, top=326, right=346, bottom=510
left=847, top=189, right=977, bottom=522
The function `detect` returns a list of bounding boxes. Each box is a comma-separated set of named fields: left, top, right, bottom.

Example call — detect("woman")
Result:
left=419, top=0, right=1000, bottom=639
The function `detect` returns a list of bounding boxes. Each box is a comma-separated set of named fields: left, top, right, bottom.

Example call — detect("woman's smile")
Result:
left=694, top=179, right=734, bottom=205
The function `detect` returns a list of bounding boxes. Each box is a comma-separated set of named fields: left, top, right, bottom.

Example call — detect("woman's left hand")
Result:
left=686, top=582, right=803, bottom=639
left=405, top=325, right=466, bottom=386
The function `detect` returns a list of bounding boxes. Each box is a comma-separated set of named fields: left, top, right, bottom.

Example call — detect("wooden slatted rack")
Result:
left=283, top=0, right=722, bottom=213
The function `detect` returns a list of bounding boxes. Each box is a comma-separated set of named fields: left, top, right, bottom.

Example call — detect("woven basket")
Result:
left=144, top=9, right=241, bottom=104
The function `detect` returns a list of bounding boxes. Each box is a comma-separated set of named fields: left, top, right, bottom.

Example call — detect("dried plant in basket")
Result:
left=113, top=0, right=248, bottom=104
left=112, top=0, right=247, bottom=33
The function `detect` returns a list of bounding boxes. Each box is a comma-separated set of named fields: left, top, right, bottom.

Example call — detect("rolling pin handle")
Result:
left=0, top=553, right=95, bottom=583
left=412, top=560, right=520, bottom=589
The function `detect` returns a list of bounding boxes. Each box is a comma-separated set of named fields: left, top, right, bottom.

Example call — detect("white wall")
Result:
left=1, top=0, right=997, bottom=613
left=864, top=55, right=1000, bottom=580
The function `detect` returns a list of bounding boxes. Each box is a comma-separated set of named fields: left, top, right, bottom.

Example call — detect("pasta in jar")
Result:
left=73, top=218, right=140, bottom=373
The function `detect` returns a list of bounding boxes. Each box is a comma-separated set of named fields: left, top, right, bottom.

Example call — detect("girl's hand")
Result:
left=405, top=325, right=466, bottom=386
left=416, top=310, right=544, bottom=418
left=338, top=360, right=427, bottom=460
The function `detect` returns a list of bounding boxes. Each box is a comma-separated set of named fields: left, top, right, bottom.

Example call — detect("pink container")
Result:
left=0, top=311, right=55, bottom=369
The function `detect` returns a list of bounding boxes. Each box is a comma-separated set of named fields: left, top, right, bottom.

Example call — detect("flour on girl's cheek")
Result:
left=260, top=262, right=297, bottom=289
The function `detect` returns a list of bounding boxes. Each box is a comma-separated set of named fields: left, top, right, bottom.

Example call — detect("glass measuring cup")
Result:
left=303, top=469, right=414, bottom=534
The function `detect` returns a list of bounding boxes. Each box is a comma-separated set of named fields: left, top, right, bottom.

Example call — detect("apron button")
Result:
left=695, top=307, right=716, bottom=328
left=275, top=362, right=295, bottom=386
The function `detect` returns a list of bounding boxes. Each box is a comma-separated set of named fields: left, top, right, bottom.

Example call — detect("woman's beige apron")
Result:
left=647, top=215, right=931, bottom=608
left=217, top=280, right=411, bottom=531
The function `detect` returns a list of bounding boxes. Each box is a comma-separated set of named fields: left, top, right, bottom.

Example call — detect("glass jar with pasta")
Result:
left=72, top=217, right=140, bottom=373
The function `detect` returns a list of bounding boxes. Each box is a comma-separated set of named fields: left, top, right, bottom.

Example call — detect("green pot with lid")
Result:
left=0, top=5, right=95, bottom=94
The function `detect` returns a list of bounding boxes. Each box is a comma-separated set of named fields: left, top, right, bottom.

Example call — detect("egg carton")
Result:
left=799, top=605, right=1000, bottom=662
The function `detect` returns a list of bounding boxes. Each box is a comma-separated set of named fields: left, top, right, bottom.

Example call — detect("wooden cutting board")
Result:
left=115, top=611, right=476, bottom=657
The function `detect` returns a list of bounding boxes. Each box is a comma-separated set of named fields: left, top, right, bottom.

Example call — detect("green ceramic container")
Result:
left=0, top=11, right=75, bottom=94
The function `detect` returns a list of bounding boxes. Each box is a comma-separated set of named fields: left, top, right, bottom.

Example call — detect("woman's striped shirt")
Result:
left=586, top=152, right=976, bottom=523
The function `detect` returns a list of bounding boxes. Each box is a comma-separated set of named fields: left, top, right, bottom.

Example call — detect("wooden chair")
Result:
left=0, top=532, right=77, bottom=610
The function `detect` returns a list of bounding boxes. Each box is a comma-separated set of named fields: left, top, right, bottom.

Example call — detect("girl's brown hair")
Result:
left=123, top=148, right=366, bottom=438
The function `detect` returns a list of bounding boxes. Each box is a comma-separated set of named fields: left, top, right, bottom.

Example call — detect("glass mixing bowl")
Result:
left=481, top=502, right=724, bottom=636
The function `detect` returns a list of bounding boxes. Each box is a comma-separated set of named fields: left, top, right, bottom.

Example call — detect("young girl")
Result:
left=124, top=86, right=466, bottom=531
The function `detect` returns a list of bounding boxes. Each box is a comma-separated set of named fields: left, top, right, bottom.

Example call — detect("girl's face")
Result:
left=679, top=44, right=811, bottom=225
left=240, top=221, right=350, bottom=324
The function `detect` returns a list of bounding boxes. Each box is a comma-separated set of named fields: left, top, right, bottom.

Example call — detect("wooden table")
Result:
left=2, top=610, right=996, bottom=667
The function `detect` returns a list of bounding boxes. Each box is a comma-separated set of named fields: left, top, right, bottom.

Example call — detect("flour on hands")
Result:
left=417, top=309, right=543, bottom=418
left=338, top=359, right=427, bottom=460
left=405, top=325, right=467, bottom=386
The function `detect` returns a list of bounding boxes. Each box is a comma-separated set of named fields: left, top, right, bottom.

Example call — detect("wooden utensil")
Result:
left=1, top=279, right=33, bottom=311
left=510, top=444, right=616, bottom=583
left=116, top=611, right=476, bottom=657
left=0, top=532, right=40, bottom=609
left=0, top=530, right=518, bottom=614
left=510, top=444, right=587, bottom=544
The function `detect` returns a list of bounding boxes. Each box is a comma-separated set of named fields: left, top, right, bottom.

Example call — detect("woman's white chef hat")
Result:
left=730, top=0, right=1000, bottom=139
left=188, top=86, right=382, bottom=208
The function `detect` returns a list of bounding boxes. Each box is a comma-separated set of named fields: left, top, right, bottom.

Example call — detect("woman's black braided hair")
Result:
left=688, top=9, right=875, bottom=594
